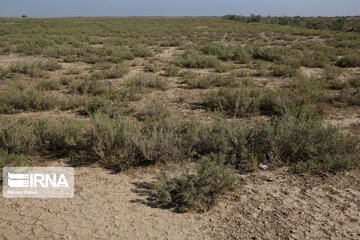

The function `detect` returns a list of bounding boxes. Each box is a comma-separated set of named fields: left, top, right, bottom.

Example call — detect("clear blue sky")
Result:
left=0, top=0, right=359, bottom=17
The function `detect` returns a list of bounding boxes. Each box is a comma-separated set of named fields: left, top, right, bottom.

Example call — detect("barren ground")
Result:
left=1, top=164, right=359, bottom=240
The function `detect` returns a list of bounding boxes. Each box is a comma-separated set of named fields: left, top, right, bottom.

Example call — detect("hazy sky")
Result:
left=0, top=0, right=359, bottom=17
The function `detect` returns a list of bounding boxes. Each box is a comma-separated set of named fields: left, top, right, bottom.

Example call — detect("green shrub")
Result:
left=154, top=157, right=236, bottom=212
left=336, top=55, right=360, bottom=68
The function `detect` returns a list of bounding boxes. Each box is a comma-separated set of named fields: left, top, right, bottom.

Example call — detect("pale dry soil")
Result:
left=1, top=165, right=359, bottom=240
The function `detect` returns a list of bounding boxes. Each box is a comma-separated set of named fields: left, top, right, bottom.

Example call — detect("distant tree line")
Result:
left=223, top=15, right=360, bottom=33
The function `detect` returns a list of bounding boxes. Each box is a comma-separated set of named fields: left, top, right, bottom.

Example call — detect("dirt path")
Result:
left=1, top=166, right=359, bottom=239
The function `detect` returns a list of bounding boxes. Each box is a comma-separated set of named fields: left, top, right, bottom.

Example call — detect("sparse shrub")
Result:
left=349, top=78, right=360, bottom=88
left=109, top=46, right=135, bottom=63
left=175, top=49, right=220, bottom=68
left=124, top=74, right=169, bottom=91
left=272, top=64, right=298, bottom=77
left=60, top=76, right=75, bottom=86
left=60, top=95, right=87, bottom=110
left=35, top=118, right=86, bottom=152
left=69, top=78, right=113, bottom=96
left=293, top=74, right=326, bottom=103
left=164, top=64, right=180, bottom=77
left=154, top=157, right=236, bottom=212
left=9, top=62, right=45, bottom=77
left=0, top=150, right=27, bottom=181
left=300, top=51, right=329, bottom=68
left=103, top=64, right=129, bottom=79
left=144, top=62, right=161, bottom=73
left=0, top=118, right=37, bottom=154
left=200, top=44, right=232, bottom=61
left=184, top=73, right=240, bottom=89
left=37, top=79, right=61, bottom=91
left=0, top=67, right=13, bottom=80
left=138, top=99, right=171, bottom=121
left=204, top=86, right=263, bottom=117
left=336, top=54, right=360, bottom=68
left=90, top=113, right=185, bottom=169
left=66, top=67, right=80, bottom=75
left=334, top=89, right=360, bottom=106
left=38, top=59, right=62, bottom=71
left=133, top=45, right=153, bottom=58
left=0, top=88, right=57, bottom=113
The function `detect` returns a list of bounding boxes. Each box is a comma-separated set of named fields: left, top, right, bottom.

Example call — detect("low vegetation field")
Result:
left=0, top=16, right=359, bottom=232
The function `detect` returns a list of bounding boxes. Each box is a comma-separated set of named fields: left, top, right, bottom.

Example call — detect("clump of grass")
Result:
left=154, top=157, right=236, bottom=212
left=175, top=49, right=220, bottom=69
left=336, top=54, right=360, bottom=68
